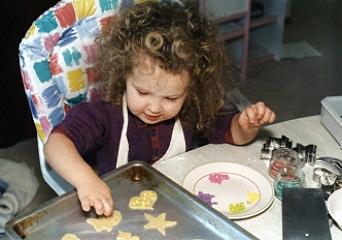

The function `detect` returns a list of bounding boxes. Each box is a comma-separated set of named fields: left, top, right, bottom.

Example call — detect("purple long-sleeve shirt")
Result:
left=52, top=100, right=236, bottom=176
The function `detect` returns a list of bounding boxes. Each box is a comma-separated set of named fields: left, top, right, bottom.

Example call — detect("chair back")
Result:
left=19, top=0, right=124, bottom=194
left=19, top=0, right=125, bottom=143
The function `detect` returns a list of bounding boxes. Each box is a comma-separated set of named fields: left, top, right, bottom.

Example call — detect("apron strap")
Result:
left=157, top=118, right=186, bottom=162
left=116, top=92, right=186, bottom=168
left=116, top=92, right=129, bottom=168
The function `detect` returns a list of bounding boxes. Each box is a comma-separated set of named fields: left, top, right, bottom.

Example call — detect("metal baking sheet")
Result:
left=5, top=161, right=257, bottom=240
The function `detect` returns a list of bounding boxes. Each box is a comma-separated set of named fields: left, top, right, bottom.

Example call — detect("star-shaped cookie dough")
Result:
left=86, top=210, right=122, bottom=232
left=143, top=213, right=177, bottom=236
left=116, top=230, right=140, bottom=240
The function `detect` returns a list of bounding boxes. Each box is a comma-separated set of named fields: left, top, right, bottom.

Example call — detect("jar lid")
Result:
left=272, top=148, right=299, bottom=164
left=269, top=148, right=300, bottom=178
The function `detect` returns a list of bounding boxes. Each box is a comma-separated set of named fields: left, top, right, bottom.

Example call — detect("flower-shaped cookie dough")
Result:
left=87, top=210, right=122, bottom=232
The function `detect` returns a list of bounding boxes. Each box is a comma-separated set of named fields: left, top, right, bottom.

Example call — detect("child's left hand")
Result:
left=239, top=102, right=276, bottom=130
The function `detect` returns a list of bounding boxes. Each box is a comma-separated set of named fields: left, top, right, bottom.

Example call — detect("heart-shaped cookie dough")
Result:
left=129, top=190, right=158, bottom=210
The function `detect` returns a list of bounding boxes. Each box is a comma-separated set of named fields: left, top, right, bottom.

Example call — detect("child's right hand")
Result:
left=75, top=176, right=114, bottom=217
left=44, top=132, right=114, bottom=216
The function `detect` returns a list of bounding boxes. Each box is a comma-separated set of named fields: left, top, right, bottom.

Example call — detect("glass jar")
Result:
left=269, top=148, right=299, bottom=179
left=274, top=166, right=306, bottom=200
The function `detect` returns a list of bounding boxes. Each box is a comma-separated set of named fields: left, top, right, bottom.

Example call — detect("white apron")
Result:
left=116, top=93, right=186, bottom=168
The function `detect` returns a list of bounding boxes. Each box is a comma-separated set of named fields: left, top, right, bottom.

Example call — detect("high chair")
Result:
left=20, top=0, right=197, bottom=195
left=19, top=0, right=144, bottom=195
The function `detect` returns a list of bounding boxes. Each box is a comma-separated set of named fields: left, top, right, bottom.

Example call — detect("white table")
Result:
left=153, top=115, right=342, bottom=240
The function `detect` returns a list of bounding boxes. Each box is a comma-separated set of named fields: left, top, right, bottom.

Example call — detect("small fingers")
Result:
left=240, top=102, right=276, bottom=129
left=254, top=102, right=267, bottom=120
left=244, top=106, right=258, bottom=124
left=270, top=111, right=276, bottom=122
left=89, top=198, right=114, bottom=216
left=241, top=104, right=260, bottom=126
left=93, top=199, right=105, bottom=215
left=259, top=108, right=276, bottom=124
left=81, top=199, right=91, bottom=212
left=76, top=177, right=114, bottom=217
left=238, top=110, right=249, bottom=130
left=103, top=198, right=114, bottom=217
left=80, top=196, right=113, bottom=216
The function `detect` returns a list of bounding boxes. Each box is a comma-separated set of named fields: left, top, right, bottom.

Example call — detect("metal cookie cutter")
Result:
left=313, top=157, right=342, bottom=185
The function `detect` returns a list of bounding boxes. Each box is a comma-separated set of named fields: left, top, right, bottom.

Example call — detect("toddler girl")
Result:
left=44, top=0, right=276, bottom=217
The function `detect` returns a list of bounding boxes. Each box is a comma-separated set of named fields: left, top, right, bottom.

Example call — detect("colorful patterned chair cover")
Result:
left=19, top=0, right=167, bottom=195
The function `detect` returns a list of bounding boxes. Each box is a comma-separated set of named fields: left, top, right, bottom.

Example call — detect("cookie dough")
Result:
left=143, top=213, right=177, bottom=236
left=61, top=233, right=80, bottom=240
left=247, top=191, right=260, bottom=204
left=87, top=210, right=122, bottom=232
left=116, top=230, right=140, bottom=240
left=129, top=190, right=157, bottom=210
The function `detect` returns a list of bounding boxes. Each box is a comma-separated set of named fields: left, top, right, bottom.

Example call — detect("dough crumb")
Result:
left=116, top=230, right=140, bottom=240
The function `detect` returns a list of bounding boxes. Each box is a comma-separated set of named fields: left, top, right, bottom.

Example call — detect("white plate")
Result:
left=182, top=162, right=274, bottom=219
left=327, top=188, right=342, bottom=229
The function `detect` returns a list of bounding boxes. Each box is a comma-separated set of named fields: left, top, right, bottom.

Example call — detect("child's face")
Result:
left=126, top=56, right=190, bottom=125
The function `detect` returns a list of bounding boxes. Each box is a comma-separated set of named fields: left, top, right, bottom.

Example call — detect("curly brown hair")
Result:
left=96, top=0, right=233, bottom=131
